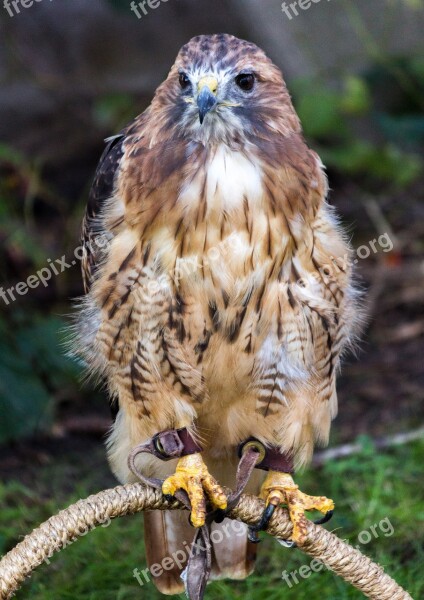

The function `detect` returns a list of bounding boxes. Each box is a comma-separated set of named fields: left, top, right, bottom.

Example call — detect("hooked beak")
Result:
left=197, top=76, right=218, bottom=124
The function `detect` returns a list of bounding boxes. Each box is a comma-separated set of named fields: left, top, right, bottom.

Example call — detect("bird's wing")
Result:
left=250, top=144, right=357, bottom=465
left=81, top=133, right=125, bottom=293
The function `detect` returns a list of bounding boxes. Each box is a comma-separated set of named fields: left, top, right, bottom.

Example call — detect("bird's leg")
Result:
left=162, top=453, right=227, bottom=527
left=259, top=471, right=334, bottom=544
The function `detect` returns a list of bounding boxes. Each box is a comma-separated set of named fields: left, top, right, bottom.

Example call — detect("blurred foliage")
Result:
left=0, top=313, right=79, bottom=444
left=292, top=55, right=424, bottom=187
left=0, top=145, right=83, bottom=444
left=0, top=142, right=70, bottom=283
left=92, top=93, right=141, bottom=131
left=1, top=37, right=424, bottom=445
left=2, top=439, right=423, bottom=598
left=104, top=0, right=142, bottom=13
left=0, top=143, right=43, bottom=262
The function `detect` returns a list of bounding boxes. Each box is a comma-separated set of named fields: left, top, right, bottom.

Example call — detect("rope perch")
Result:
left=0, top=483, right=413, bottom=600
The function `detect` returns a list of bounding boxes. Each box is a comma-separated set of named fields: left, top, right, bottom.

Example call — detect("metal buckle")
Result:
left=240, top=439, right=266, bottom=466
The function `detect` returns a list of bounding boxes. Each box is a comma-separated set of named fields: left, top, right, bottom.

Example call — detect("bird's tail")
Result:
left=143, top=510, right=257, bottom=595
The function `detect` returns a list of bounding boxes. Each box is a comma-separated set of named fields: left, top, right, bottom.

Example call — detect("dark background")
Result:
left=0, top=1, right=423, bottom=598
left=1, top=0, right=423, bottom=448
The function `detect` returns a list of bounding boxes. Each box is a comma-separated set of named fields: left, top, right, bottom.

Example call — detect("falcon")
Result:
left=75, top=34, right=358, bottom=594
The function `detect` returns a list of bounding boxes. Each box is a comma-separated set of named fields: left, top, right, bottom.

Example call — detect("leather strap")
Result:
left=182, top=447, right=260, bottom=600
left=129, top=427, right=202, bottom=463
left=152, top=427, right=203, bottom=459
left=127, top=430, right=260, bottom=600
left=127, top=427, right=203, bottom=498
left=238, top=437, right=294, bottom=474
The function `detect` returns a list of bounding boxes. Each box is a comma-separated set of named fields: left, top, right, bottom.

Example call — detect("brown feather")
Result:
left=74, top=34, right=360, bottom=591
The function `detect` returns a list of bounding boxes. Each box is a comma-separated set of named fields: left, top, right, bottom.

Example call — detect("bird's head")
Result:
left=152, top=34, right=301, bottom=146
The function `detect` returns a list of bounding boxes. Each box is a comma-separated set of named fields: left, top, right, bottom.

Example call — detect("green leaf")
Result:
left=104, top=0, right=133, bottom=11
left=0, top=143, right=27, bottom=168
left=0, top=315, right=80, bottom=443
left=322, top=141, right=423, bottom=186
left=377, top=113, right=424, bottom=147
left=93, top=93, right=137, bottom=129
left=340, top=76, right=371, bottom=115
left=296, top=89, right=344, bottom=138
left=0, top=363, right=52, bottom=443
left=320, top=140, right=376, bottom=174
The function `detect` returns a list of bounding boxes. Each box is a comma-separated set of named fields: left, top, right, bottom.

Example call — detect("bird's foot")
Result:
left=258, top=471, right=334, bottom=545
left=162, top=453, right=227, bottom=527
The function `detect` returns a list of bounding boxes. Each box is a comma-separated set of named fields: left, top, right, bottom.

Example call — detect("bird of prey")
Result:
left=76, top=34, right=358, bottom=594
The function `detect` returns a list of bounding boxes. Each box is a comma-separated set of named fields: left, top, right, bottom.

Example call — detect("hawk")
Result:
left=75, top=34, right=358, bottom=594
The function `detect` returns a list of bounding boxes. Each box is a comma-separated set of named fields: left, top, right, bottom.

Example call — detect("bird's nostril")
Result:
left=197, top=85, right=218, bottom=124
left=197, top=76, right=219, bottom=96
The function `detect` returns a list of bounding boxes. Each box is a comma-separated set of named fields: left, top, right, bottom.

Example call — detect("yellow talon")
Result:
left=259, top=471, right=334, bottom=544
left=162, top=453, right=227, bottom=527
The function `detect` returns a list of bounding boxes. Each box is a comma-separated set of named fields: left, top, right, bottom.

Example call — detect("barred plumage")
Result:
left=75, top=33, right=359, bottom=593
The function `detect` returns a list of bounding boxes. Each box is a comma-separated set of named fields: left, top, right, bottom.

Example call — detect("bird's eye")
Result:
left=235, top=72, right=255, bottom=91
left=179, top=73, right=191, bottom=89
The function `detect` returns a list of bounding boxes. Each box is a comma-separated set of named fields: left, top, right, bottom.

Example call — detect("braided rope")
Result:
left=0, top=483, right=413, bottom=600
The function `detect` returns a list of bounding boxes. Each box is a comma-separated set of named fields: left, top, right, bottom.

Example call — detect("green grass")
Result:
left=1, top=439, right=424, bottom=599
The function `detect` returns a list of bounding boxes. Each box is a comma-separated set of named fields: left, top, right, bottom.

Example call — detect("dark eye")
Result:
left=179, top=72, right=191, bottom=89
left=235, top=72, right=255, bottom=91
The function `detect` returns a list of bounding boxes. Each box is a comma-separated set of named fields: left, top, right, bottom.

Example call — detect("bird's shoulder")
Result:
left=81, top=133, right=127, bottom=292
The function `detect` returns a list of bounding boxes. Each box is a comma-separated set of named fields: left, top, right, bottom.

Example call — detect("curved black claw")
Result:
left=163, top=493, right=175, bottom=503
left=314, top=509, right=334, bottom=525
left=212, top=508, right=227, bottom=524
left=252, top=508, right=334, bottom=546
left=256, top=503, right=277, bottom=531
left=276, top=509, right=333, bottom=547
left=247, top=504, right=276, bottom=543
left=247, top=528, right=261, bottom=543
